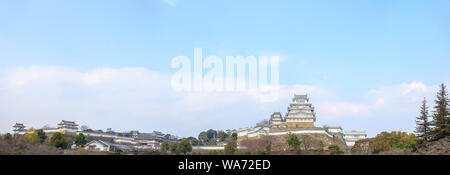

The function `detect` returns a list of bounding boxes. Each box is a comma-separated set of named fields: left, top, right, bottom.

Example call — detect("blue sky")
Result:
left=0, top=0, right=449, bottom=137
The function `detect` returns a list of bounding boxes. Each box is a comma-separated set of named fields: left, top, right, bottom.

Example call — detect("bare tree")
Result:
left=256, top=119, right=270, bottom=127
left=80, top=125, right=89, bottom=131
left=42, top=124, right=52, bottom=129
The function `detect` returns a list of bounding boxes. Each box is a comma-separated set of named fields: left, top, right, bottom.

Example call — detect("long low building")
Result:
left=344, top=130, right=368, bottom=146
left=84, top=140, right=134, bottom=152
left=12, top=120, right=176, bottom=152
left=192, top=145, right=248, bottom=151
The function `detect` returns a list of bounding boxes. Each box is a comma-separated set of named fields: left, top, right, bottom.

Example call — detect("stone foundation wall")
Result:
left=239, top=133, right=346, bottom=154
left=285, top=122, right=314, bottom=128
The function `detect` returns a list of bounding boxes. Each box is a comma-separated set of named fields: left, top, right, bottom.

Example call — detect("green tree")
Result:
left=23, top=128, right=40, bottom=145
left=224, top=141, right=237, bottom=155
left=186, top=137, right=199, bottom=145
left=198, top=129, right=218, bottom=145
left=430, top=83, right=449, bottom=141
left=74, top=133, right=87, bottom=146
left=328, top=144, right=344, bottom=155
left=318, top=140, right=325, bottom=153
left=161, top=142, right=170, bottom=152
left=206, top=129, right=217, bottom=140
left=176, top=139, right=192, bottom=155
left=49, top=132, right=68, bottom=149
left=264, top=143, right=271, bottom=153
left=217, top=131, right=229, bottom=141
left=168, top=142, right=179, bottom=154
left=231, top=133, right=238, bottom=141
left=36, top=129, right=47, bottom=144
left=286, top=133, right=301, bottom=153
left=198, top=131, right=207, bottom=144
left=368, top=131, right=418, bottom=153
left=256, top=143, right=272, bottom=155
left=416, top=97, right=431, bottom=142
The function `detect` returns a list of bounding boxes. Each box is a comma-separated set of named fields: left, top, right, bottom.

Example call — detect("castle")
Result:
left=269, top=94, right=316, bottom=129
left=237, top=94, right=367, bottom=147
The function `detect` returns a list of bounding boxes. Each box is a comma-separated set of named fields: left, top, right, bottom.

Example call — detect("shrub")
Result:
left=23, top=128, right=40, bottom=145
left=49, top=132, right=68, bottom=149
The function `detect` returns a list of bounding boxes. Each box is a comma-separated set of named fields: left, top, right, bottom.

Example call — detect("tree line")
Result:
left=3, top=129, right=88, bottom=150
left=415, top=83, right=449, bottom=143
left=352, top=83, right=449, bottom=154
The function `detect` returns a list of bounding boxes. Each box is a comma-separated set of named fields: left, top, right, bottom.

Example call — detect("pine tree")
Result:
left=430, top=83, right=449, bottom=141
left=415, top=97, right=431, bottom=142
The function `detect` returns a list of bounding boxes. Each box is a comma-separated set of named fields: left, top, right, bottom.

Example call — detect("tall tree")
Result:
left=416, top=97, right=431, bottom=142
left=231, top=133, right=238, bottom=141
left=36, top=129, right=47, bottom=144
left=430, top=83, right=449, bottom=141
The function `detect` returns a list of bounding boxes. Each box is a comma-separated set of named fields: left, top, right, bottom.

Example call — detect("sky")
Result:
left=0, top=0, right=449, bottom=137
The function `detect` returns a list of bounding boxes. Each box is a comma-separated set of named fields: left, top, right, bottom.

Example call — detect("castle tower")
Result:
left=13, top=123, right=27, bottom=134
left=269, top=112, right=286, bottom=129
left=57, top=120, right=79, bottom=133
left=285, top=94, right=316, bottom=128
left=269, top=112, right=283, bottom=125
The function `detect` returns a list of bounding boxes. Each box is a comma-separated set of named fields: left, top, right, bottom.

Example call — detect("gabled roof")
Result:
left=293, top=94, right=308, bottom=99
left=58, top=120, right=78, bottom=126
left=85, top=140, right=134, bottom=151
left=248, top=127, right=269, bottom=135
left=344, top=130, right=367, bottom=135
left=85, top=140, right=108, bottom=147
left=324, top=126, right=342, bottom=129
left=270, top=112, right=282, bottom=119
left=137, top=133, right=160, bottom=140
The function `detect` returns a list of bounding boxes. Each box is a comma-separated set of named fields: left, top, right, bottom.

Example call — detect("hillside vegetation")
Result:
left=240, top=133, right=345, bottom=155
left=0, top=132, right=106, bottom=155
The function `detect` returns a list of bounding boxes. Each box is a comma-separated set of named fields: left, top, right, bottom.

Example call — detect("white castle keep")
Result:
left=270, top=94, right=316, bottom=129
left=238, top=94, right=367, bottom=147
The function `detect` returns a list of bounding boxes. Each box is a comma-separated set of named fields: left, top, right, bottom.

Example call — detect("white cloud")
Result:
left=0, top=66, right=286, bottom=136
left=163, top=0, right=177, bottom=7
left=0, top=66, right=445, bottom=137
left=314, top=82, right=439, bottom=120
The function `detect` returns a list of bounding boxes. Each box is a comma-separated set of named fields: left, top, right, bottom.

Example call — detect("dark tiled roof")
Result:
left=137, top=133, right=159, bottom=140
